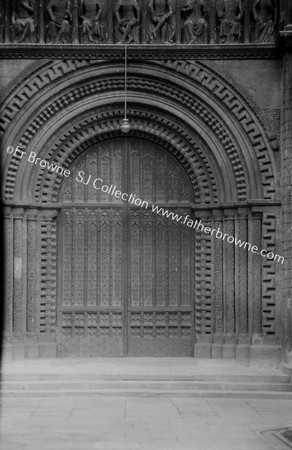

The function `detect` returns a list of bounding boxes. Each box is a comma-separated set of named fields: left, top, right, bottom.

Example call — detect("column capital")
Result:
left=13, top=208, right=24, bottom=219
left=224, top=209, right=235, bottom=220
left=212, top=208, right=223, bottom=220
left=237, top=207, right=249, bottom=219
left=41, top=209, right=59, bottom=220
left=27, top=209, right=38, bottom=221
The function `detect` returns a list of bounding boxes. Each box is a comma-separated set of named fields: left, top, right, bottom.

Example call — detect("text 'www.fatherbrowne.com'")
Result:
left=7, top=145, right=284, bottom=265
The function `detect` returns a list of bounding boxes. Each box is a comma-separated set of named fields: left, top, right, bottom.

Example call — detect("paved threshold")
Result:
left=1, top=358, right=291, bottom=450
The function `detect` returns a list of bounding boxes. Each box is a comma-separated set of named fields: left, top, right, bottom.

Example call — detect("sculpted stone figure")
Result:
left=182, top=0, right=207, bottom=44
left=115, top=0, right=140, bottom=44
left=47, top=0, right=72, bottom=44
left=217, top=0, right=243, bottom=44
left=253, top=0, right=277, bottom=43
left=149, top=0, right=175, bottom=44
left=79, top=0, right=104, bottom=43
left=12, top=0, right=36, bottom=43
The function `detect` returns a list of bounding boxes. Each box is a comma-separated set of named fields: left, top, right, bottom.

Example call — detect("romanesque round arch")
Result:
left=1, top=57, right=281, bottom=361
left=1, top=58, right=278, bottom=205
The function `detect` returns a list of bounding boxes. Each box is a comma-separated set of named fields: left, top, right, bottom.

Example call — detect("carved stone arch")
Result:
left=1, top=58, right=277, bottom=206
left=154, top=59, right=278, bottom=198
left=3, top=94, right=237, bottom=205
left=19, top=106, right=229, bottom=205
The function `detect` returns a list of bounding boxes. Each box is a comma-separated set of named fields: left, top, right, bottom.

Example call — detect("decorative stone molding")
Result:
left=1, top=59, right=277, bottom=206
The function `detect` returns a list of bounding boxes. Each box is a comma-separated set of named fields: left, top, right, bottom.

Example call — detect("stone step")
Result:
left=2, top=379, right=292, bottom=392
left=2, top=388, right=292, bottom=399
left=2, top=373, right=290, bottom=383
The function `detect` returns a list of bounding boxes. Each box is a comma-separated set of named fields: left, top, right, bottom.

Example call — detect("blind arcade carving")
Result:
left=0, top=0, right=282, bottom=45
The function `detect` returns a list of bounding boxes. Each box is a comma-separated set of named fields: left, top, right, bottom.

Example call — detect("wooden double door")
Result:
left=58, top=138, right=195, bottom=356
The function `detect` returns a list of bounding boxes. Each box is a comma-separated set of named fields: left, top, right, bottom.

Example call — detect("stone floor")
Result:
left=1, top=358, right=292, bottom=450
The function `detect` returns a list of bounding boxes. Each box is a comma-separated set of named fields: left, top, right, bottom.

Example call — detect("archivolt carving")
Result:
left=1, top=58, right=277, bottom=205
left=31, top=110, right=215, bottom=204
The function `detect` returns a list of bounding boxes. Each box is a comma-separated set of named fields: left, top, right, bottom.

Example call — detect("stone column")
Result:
left=249, top=212, right=263, bottom=339
left=194, top=209, right=213, bottom=358
left=39, top=0, right=45, bottom=43
left=175, top=0, right=182, bottom=44
left=26, top=210, right=38, bottom=333
left=13, top=208, right=25, bottom=335
left=235, top=208, right=250, bottom=362
left=212, top=208, right=224, bottom=358
left=223, top=209, right=236, bottom=358
left=141, top=0, right=148, bottom=44
left=207, top=0, right=216, bottom=44
left=243, top=0, right=251, bottom=43
left=108, top=0, right=114, bottom=44
left=72, top=0, right=79, bottom=44
left=4, top=0, right=10, bottom=43
left=3, top=207, right=13, bottom=335
left=38, top=210, right=59, bottom=356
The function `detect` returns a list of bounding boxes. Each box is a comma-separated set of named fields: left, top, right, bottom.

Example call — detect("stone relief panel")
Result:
left=217, top=0, right=243, bottom=44
left=253, top=0, right=277, bottom=43
left=79, top=0, right=106, bottom=44
left=182, top=0, right=208, bottom=45
left=115, top=0, right=140, bottom=44
left=0, top=0, right=282, bottom=45
left=47, top=0, right=72, bottom=44
left=12, top=0, right=36, bottom=43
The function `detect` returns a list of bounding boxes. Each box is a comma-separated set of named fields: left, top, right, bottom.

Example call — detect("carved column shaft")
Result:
left=108, top=0, right=114, bottom=44
left=223, top=210, right=235, bottom=336
left=13, top=209, right=24, bottom=333
left=72, top=0, right=79, bottom=44
left=236, top=209, right=249, bottom=338
left=208, top=0, right=216, bottom=44
left=4, top=208, right=13, bottom=334
left=213, top=209, right=224, bottom=339
left=26, top=210, right=38, bottom=333
left=248, top=212, right=262, bottom=337
left=38, top=0, right=45, bottom=44
left=4, top=0, right=10, bottom=43
left=175, top=0, right=182, bottom=44
left=243, top=0, right=251, bottom=43
left=141, top=0, right=148, bottom=44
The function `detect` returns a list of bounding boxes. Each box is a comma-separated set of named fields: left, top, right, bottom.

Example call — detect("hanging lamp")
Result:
left=120, top=44, right=131, bottom=133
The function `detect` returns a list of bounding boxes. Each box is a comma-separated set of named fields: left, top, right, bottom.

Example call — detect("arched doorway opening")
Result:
left=57, top=137, right=195, bottom=356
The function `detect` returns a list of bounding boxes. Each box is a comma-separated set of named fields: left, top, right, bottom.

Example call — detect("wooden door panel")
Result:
left=58, top=138, right=195, bottom=356
left=128, top=208, right=194, bottom=356
left=58, top=208, right=124, bottom=356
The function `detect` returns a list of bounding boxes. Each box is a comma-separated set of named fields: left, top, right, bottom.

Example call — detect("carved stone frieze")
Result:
left=0, top=0, right=284, bottom=47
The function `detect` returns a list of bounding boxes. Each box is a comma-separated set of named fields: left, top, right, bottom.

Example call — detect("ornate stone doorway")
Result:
left=57, top=137, right=195, bottom=356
